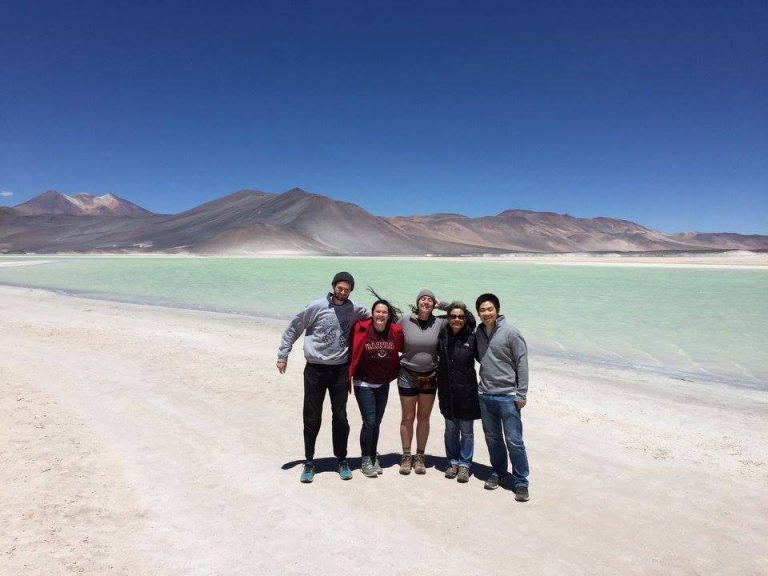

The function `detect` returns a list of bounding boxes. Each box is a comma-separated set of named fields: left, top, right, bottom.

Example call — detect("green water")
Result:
left=1, top=255, right=766, bottom=388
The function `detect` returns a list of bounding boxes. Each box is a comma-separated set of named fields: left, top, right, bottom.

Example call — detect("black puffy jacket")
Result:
left=436, top=313, right=481, bottom=420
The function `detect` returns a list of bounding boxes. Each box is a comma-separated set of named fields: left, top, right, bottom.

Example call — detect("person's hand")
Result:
left=276, top=360, right=287, bottom=374
left=515, top=399, right=526, bottom=411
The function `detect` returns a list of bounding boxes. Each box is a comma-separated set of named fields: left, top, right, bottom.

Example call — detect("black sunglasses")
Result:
left=449, top=314, right=466, bottom=320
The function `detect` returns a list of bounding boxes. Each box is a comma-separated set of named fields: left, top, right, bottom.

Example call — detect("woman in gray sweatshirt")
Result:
left=396, top=289, right=448, bottom=475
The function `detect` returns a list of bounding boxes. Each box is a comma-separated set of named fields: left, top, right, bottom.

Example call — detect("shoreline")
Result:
left=2, top=250, right=768, bottom=269
left=0, top=281, right=762, bottom=390
left=2, top=284, right=767, bottom=574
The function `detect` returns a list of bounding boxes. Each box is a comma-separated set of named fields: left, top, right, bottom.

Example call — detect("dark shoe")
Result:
left=399, top=454, right=412, bottom=475
left=514, top=485, right=530, bottom=502
left=457, top=466, right=470, bottom=483
left=300, top=462, right=315, bottom=484
left=373, top=455, right=383, bottom=476
left=484, top=473, right=500, bottom=490
left=413, top=453, right=426, bottom=475
left=445, top=464, right=459, bottom=479
left=338, top=460, right=353, bottom=480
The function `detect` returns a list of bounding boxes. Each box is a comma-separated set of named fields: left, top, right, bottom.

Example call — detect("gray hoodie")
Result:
left=277, top=294, right=368, bottom=365
left=475, top=315, right=529, bottom=403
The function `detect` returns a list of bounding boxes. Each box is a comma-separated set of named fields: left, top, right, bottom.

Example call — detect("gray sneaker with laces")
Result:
left=445, top=464, right=459, bottom=479
left=457, top=466, right=470, bottom=483
left=361, top=456, right=378, bottom=478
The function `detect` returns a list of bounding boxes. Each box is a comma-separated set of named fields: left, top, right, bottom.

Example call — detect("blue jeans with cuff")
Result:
left=479, top=394, right=529, bottom=487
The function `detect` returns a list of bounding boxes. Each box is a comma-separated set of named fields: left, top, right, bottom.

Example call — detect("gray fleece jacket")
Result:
left=475, top=315, right=529, bottom=403
left=277, top=294, right=368, bottom=365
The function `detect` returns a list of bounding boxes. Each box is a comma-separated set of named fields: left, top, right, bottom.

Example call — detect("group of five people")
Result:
left=276, top=271, right=530, bottom=502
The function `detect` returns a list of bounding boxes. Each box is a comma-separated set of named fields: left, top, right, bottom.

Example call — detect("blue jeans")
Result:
left=444, top=418, right=474, bottom=468
left=354, top=384, right=390, bottom=458
left=479, top=394, right=529, bottom=487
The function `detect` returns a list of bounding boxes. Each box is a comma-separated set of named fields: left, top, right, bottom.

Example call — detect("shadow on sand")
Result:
left=282, top=453, right=512, bottom=489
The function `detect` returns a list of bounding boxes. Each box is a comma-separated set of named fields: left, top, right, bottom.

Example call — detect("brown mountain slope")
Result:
left=14, top=191, right=153, bottom=216
left=3, top=188, right=767, bottom=254
left=385, top=210, right=717, bottom=253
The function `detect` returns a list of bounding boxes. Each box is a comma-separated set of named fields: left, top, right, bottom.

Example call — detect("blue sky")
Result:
left=1, top=1, right=766, bottom=233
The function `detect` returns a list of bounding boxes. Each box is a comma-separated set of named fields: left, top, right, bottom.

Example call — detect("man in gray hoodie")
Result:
left=474, top=293, right=530, bottom=502
left=277, top=271, right=368, bottom=483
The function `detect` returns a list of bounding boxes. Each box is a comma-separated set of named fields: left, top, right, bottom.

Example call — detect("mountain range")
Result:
left=1, top=189, right=766, bottom=255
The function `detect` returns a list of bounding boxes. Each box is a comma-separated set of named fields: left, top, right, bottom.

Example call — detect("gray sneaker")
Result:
left=457, top=466, right=470, bottom=483
left=413, top=453, right=426, bottom=475
left=445, top=464, right=459, bottom=479
left=361, top=456, right=377, bottom=478
left=514, top=485, right=530, bottom=502
left=373, top=456, right=383, bottom=475
left=484, top=473, right=500, bottom=490
left=399, top=454, right=412, bottom=475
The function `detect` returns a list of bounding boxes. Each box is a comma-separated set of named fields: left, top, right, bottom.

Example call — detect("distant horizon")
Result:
left=1, top=1, right=766, bottom=234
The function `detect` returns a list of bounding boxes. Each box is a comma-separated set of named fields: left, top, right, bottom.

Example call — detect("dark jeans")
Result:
left=354, top=384, right=390, bottom=458
left=303, top=362, right=350, bottom=461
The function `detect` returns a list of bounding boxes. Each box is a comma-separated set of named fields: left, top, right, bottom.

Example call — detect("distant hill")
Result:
left=1, top=187, right=766, bottom=254
left=14, top=190, right=154, bottom=217
left=384, top=210, right=700, bottom=252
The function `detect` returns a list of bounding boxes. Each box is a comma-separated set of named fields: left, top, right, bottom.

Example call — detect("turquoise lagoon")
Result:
left=1, top=255, right=766, bottom=389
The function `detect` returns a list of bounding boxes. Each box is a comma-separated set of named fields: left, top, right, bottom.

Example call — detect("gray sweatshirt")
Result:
left=277, top=294, right=368, bottom=365
left=475, top=315, right=529, bottom=402
left=398, top=313, right=447, bottom=373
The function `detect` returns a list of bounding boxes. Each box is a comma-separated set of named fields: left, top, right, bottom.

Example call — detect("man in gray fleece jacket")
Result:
left=277, top=271, right=368, bottom=483
left=475, top=293, right=531, bottom=502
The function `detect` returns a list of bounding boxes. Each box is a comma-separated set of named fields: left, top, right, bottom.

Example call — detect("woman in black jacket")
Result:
left=436, top=301, right=481, bottom=483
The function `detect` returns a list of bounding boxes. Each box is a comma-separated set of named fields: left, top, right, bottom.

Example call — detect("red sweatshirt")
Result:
left=348, top=319, right=404, bottom=390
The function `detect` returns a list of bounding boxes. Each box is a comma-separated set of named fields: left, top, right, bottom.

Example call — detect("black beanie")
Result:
left=332, top=271, right=355, bottom=290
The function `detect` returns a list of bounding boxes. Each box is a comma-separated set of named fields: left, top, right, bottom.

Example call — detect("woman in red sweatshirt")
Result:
left=348, top=298, right=404, bottom=478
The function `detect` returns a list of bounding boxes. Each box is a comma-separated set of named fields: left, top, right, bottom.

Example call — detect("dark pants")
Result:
left=354, top=384, right=390, bottom=458
left=303, top=362, right=350, bottom=461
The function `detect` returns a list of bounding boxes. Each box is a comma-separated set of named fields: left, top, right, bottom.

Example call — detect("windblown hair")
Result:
left=367, top=286, right=402, bottom=324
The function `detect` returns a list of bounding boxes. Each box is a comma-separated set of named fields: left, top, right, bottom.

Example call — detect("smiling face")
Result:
left=477, top=300, right=498, bottom=329
left=417, top=295, right=435, bottom=318
left=448, top=307, right=467, bottom=334
left=372, top=303, right=390, bottom=331
left=332, top=281, right=352, bottom=304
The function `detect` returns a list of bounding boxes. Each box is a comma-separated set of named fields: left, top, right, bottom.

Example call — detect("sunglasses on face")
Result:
left=449, top=314, right=466, bottom=320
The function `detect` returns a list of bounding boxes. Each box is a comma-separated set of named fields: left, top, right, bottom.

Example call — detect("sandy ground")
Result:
left=1, top=285, right=767, bottom=575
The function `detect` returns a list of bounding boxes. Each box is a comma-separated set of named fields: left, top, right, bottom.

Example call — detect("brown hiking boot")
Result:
left=445, top=464, right=459, bottom=479
left=399, top=454, right=412, bottom=475
left=413, top=453, right=426, bottom=475
left=457, top=466, right=470, bottom=483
